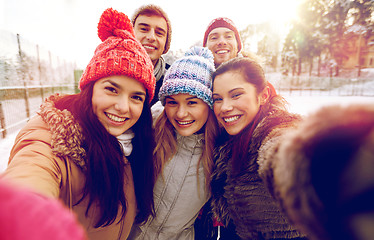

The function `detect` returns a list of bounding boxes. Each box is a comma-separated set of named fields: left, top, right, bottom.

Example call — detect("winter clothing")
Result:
left=2, top=94, right=137, bottom=240
left=203, top=17, right=242, bottom=53
left=151, top=56, right=170, bottom=106
left=80, top=8, right=156, bottom=103
left=270, top=104, right=374, bottom=240
left=211, top=103, right=305, bottom=239
left=129, top=132, right=209, bottom=240
left=158, top=46, right=215, bottom=107
left=0, top=180, right=87, bottom=240
left=131, top=4, right=172, bottom=54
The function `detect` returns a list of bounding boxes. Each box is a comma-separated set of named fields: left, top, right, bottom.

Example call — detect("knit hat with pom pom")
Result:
left=79, top=8, right=156, bottom=103
left=158, top=46, right=215, bottom=107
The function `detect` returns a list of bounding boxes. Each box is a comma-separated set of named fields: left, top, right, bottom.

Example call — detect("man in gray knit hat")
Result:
left=132, top=4, right=172, bottom=106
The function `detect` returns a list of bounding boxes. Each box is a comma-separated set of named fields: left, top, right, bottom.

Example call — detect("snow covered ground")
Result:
left=1, top=95, right=373, bottom=173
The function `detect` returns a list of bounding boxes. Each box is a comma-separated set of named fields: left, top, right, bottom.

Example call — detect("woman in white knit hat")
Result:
left=129, top=46, right=218, bottom=240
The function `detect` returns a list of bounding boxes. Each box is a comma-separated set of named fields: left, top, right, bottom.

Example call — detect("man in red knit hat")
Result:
left=131, top=4, right=172, bottom=106
left=203, top=17, right=242, bottom=68
left=196, top=17, right=244, bottom=240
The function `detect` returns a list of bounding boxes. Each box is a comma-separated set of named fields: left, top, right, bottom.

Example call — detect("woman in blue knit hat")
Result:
left=129, top=46, right=218, bottom=240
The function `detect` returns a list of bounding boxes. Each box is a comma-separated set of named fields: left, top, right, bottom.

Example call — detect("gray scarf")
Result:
left=153, top=56, right=166, bottom=82
left=117, top=129, right=134, bottom=157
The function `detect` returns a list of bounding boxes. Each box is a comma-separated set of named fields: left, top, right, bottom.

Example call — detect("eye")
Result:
left=132, top=95, right=144, bottom=103
left=156, top=30, right=166, bottom=37
left=166, top=99, right=177, bottom=105
left=212, top=97, right=222, bottom=103
left=105, top=86, right=117, bottom=94
left=187, top=100, right=198, bottom=105
left=232, top=92, right=242, bottom=99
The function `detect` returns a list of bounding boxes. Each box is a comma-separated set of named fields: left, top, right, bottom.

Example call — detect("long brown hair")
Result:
left=55, top=81, right=155, bottom=227
left=153, top=108, right=218, bottom=190
left=213, top=57, right=287, bottom=173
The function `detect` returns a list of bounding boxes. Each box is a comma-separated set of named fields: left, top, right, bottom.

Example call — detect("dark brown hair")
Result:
left=213, top=57, right=287, bottom=173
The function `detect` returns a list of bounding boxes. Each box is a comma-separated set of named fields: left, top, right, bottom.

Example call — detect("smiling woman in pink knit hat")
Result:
left=1, top=8, right=156, bottom=240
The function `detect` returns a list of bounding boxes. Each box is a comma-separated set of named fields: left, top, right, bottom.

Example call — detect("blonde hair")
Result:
left=153, top=109, right=218, bottom=190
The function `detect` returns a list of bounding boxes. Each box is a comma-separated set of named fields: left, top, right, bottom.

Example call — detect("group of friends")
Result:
left=1, top=5, right=374, bottom=240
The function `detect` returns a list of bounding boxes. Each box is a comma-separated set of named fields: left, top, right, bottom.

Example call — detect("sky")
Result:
left=0, top=0, right=301, bottom=68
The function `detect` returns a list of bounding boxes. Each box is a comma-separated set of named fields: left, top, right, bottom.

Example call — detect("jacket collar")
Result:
left=38, top=94, right=87, bottom=171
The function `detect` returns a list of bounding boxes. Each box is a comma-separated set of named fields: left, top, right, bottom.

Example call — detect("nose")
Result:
left=176, top=105, right=188, bottom=119
left=146, top=29, right=156, bottom=41
left=220, top=99, right=233, bottom=112
left=217, top=36, right=227, bottom=46
left=114, top=97, right=129, bottom=114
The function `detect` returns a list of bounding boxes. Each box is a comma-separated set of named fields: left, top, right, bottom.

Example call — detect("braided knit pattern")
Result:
left=159, top=46, right=215, bottom=107
left=79, top=8, right=156, bottom=103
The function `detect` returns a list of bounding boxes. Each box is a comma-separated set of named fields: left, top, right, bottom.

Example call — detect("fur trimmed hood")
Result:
left=38, top=94, right=86, bottom=171
left=273, top=104, right=374, bottom=240
left=211, top=105, right=303, bottom=239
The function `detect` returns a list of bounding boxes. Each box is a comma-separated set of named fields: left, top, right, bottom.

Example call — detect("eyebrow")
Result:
left=138, top=23, right=166, bottom=34
left=213, top=87, right=244, bottom=95
left=166, top=96, right=199, bottom=100
left=138, top=23, right=150, bottom=28
left=209, top=30, right=234, bottom=36
left=104, top=79, right=146, bottom=96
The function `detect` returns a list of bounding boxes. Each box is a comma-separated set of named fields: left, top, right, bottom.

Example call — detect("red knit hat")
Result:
left=203, top=17, right=242, bottom=53
left=80, top=8, right=156, bottom=103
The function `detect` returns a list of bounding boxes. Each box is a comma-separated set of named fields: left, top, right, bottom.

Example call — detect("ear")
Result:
left=259, top=86, right=271, bottom=105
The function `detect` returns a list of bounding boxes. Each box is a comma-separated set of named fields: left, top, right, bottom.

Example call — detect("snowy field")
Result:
left=0, top=95, right=373, bottom=173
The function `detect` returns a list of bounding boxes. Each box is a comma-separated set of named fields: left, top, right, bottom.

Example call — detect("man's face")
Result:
left=206, top=27, right=238, bottom=67
left=133, top=15, right=168, bottom=66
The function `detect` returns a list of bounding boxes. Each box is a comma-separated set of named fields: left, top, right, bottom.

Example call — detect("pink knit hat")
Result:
left=80, top=8, right=156, bottom=103
left=203, top=17, right=242, bottom=53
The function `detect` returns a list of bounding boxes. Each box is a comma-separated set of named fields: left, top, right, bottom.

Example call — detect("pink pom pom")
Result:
left=97, top=8, right=134, bottom=42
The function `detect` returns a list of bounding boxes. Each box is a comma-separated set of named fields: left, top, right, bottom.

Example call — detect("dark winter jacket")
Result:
left=151, top=62, right=170, bottom=107
left=210, top=104, right=305, bottom=239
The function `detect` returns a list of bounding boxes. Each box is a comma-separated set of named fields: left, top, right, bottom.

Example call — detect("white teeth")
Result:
left=223, top=116, right=239, bottom=123
left=106, top=113, right=126, bottom=122
left=144, top=45, right=156, bottom=50
left=216, top=50, right=228, bottom=54
left=177, top=120, right=194, bottom=125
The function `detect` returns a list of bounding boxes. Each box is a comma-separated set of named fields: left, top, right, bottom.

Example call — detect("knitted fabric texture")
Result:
left=203, top=17, right=242, bottom=53
left=79, top=8, right=156, bottom=103
left=131, top=4, right=172, bottom=54
left=158, top=46, right=215, bottom=107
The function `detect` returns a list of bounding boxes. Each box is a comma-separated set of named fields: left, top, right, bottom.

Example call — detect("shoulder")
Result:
left=37, top=95, right=86, bottom=170
left=257, top=108, right=302, bottom=140
left=151, top=101, right=164, bottom=123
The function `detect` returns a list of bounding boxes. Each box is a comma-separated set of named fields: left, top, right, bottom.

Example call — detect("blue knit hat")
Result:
left=159, top=46, right=215, bottom=107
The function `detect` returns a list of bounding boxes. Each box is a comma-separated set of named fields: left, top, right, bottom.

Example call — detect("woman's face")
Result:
left=92, top=75, right=146, bottom=137
left=164, top=93, right=210, bottom=136
left=213, top=70, right=268, bottom=136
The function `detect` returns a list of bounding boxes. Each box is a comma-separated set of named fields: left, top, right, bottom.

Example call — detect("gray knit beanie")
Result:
left=158, top=46, right=215, bottom=107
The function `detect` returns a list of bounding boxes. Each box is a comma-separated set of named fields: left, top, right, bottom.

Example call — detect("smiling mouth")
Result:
left=176, top=120, right=194, bottom=125
left=105, top=113, right=127, bottom=123
left=143, top=45, right=157, bottom=50
left=223, top=115, right=240, bottom=123
left=216, top=50, right=229, bottom=54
